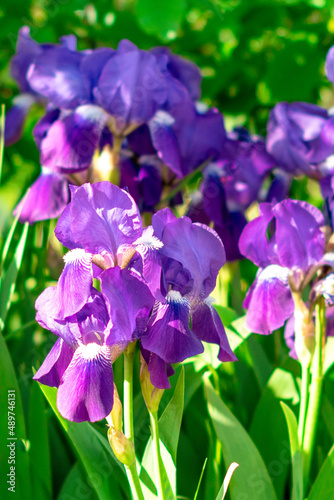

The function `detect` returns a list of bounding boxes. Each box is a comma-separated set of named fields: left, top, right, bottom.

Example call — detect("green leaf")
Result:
left=140, top=367, right=184, bottom=499
left=135, top=0, right=186, bottom=41
left=159, top=366, right=184, bottom=463
left=250, top=366, right=299, bottom=500
left=29, top=383, right=52, bottom=500
left=0, top=222, right=29, bottom=331
left=215, top=462, right=239, bottom=500
left=280, top=402, right=303, bottom=500
left=57, top=462, right=99, bottom=500
left=308, top=444, right=334, bottom=500
left=38, top=383, right=125, bottom=500
left=205, top=376, right=277, bottom=500
left=0, top=333, right=31, bottom=500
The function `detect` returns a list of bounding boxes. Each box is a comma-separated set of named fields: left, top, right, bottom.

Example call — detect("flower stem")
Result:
left=125, top=463, right=145, bottom=500
left=302, top=298, right=325, bottom=487
left=298, top=362, right=310, bottom=446
left=123, top=342, right=144, bottom=500
left=124, top=342, right=136, bottom=443
left=149, top=410, right=168, bottom=500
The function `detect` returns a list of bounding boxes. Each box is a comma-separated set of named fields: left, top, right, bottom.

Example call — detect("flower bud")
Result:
left=108, top=384, right=123, bottom=432
left=140, top=355, right=164, bottom=413
left=107, top=427, right=135, bottom=466
left=293, top=296, right=315, bottom=366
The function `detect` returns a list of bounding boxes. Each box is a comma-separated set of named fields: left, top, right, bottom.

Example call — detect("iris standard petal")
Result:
left=273, top=199, right=325, bottom=270
left=56, top=182, right=142, bottom=259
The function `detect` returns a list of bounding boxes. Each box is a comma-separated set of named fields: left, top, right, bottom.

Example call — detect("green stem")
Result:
left=123, top=342, right=145, bottom=500
left=302, top=298, right=325, bottom=487
left=125, top=463, right=145, bottom=500
left=124, top=342, right=136, bottom=443
left=149, top=410, right=168, bottom=500
left=298, top=362, right=310, bottom=446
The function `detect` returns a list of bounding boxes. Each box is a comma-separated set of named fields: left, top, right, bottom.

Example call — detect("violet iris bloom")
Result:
left=49, top=182, right=162, bottom=320
left=34, top=271, right=154, bottom=423
left=140, top=208, right=237, bottom=388
left=33, top=289, right=114, bottom=423
left=266, top=102, right=334, bottom=178
left=5, top=27, right=78, bottom=146
left=187, top=129, right=274, bottom=261
left=239, top=199, right=325, bottom=334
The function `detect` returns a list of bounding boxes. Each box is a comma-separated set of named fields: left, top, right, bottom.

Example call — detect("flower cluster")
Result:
left=33, top=182, right=235, bottom=422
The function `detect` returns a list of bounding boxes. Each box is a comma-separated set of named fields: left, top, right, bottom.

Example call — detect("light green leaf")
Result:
left=38, top=383, right=125, bottom=500
left=308, top=444, right=334, bottom=500
left=215, top=462, right=239, bottom=500
left=0, top=333, right=31, bottom=500
left=135, top=0, right=186, bottom=41
left=280, top=402, right=303, bottom=500
left=0, top=222, right=29, bottom=331
left=205, top=376, right=277, bottom=500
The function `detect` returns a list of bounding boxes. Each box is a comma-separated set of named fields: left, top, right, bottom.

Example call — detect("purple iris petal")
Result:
left=33, top=108, right=61, bottom=149
left=51, top=249, right=93, bottom=319
left=94, top=40, right=169, bottom=133
left=284, top=316, right=298, bottom=360
left=35, top=287, right=79, bottom=348
left=141, top=347, right=175, bottom=389
left=80, top=48, right=115, bottom=102
left=27, top=44, right=88, bottom=109
left=101, top=267, right=155, bottom=345
left=5, top=94, right=36, bottom=146
left=244, top=265, right=294, bottom=335
left=156, top=214, right=226, bottom=300
left=151, top=207, right=177, bottom=240
left=149, top=102, right=226, bottom=177
left=266, top=102, right=333, bottom=177
left=273, top=199, right=325, bottom=270
left=151, top=47, right=202, bottom=101
left=10, top=26, right=42, bottom=93
left=238, top=202, right=277, bottom=268
left=13, top=168, right=69, bottom=224
left=33, top=338, right=74, bottom=387
left=40, top=105, right=109, bottom=171
left=57, top=343, right=114, bottom=422
left=55, top=182, right=142, bottom=260
left=191, top=301, right=237, bottom=362
left=141, top=291, right=203, bottom=363
left=134, top=226, right=164, bottom=298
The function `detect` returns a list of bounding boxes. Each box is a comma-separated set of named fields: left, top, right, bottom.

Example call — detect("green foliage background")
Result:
left=1, top=1, right=334, bottom=500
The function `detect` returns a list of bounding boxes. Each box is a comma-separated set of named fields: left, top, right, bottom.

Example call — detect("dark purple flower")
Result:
left=266, top=102, right=334, bottom=178
left=239, top=199, right=326, bottom=334
left=149, top=101, right=226, bottom=178
left=4, top=94, right=36, bottom=147
left=140, top=209, right=236, bottom=384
